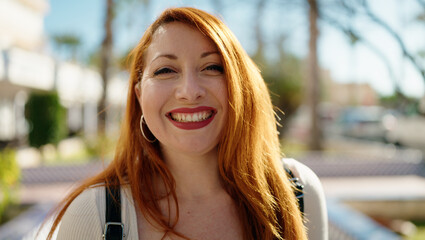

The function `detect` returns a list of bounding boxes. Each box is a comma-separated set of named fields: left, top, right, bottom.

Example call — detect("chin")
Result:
left=163, top=140, right=219, bottom=157
left=182, top=144, right=218, bottom=156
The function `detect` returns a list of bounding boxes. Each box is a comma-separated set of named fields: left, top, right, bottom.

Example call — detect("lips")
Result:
left=166, top=106, right=217, bottom=130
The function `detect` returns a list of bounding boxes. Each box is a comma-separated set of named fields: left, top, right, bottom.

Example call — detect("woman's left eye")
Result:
left=203, top=64, right=224, bottom=73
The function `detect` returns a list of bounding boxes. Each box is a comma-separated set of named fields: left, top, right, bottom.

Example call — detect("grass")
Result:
left=406, top=221, right=425, bottom=240
left=281, top=139, right=309, bottom=158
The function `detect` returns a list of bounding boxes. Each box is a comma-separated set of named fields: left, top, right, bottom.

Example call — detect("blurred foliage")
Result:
left=0, top=148, right=20, bottom=223
left=52, top=34, right=81, bottom=47
left=51, top=34, right=82, bottom=62
left=117, top=48, right=133, bottom=71
left=88, top=46, right=132, bottom=71
left=25, top=92, right=67, bottom=148
left=86, top=47, right=101, bottom=70
left=84, top=134, right=117, bottom=161
left=260, top=54, right=304, bottom=135
left=39, top=134, right=119, bottom=164
left=379, top=93, right=420, bottom=115
left=419, top=50, right=425, bottom=59
left=281, top=138, right=309, bottom=158
left=409, top=220, right=425, bottom=240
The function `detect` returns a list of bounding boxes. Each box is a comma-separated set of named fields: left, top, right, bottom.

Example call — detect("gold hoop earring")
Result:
left=140, top=114, right=156, bottom=143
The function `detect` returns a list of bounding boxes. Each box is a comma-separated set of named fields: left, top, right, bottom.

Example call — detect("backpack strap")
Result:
left=284, top=164, right=305, bottom=214
left=103, top=185, right=124, bottom=240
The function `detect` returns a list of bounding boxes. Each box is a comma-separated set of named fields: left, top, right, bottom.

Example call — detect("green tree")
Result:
left=0, top=149, right=20, bottom=223
left=262, top=54, right=304, bottom=136
left=51, top=34, right=82, bottom=62
left=25, top=92, right=67, bottom=148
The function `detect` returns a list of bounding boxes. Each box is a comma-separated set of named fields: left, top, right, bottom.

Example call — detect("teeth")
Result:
left=171, top=111, right=213, bottom=122
left=193, top=114, right=199, bottom=122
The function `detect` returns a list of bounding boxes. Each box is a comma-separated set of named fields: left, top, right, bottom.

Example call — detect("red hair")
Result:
left=47, top=7, right=306, bottom=240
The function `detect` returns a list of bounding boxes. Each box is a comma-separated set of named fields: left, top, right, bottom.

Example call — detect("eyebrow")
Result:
left=200, top=51, right=220, bottom=58
left=151, top=54, right=177, bottom=64
left=151, top=51, right=220, bottom=64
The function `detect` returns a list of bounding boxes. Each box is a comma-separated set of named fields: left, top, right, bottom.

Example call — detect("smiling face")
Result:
left=135, top=22, right=228, bottom=158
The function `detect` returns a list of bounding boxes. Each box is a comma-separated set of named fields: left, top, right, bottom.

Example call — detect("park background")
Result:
left=0, top=0, right=425, bottom=239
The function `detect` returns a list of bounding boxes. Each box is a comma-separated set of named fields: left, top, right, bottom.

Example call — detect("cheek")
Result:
left=216, top=81, right=229, bottom=111
left=140, top=82, right=170, bottom=115
left=141, top=90, right=156, bottom=115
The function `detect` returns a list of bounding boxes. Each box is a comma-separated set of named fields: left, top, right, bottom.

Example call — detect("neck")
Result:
left=160, top=146, right=224, bottom=201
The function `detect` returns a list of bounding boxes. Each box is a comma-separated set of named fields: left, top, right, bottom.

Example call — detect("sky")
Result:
left=44, top=0, right=425, bottom=99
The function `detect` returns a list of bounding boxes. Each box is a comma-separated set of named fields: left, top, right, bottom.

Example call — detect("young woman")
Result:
left=47, top=7, right=327, bottom=240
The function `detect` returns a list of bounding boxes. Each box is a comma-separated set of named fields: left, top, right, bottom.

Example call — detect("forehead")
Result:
left=145, top=22, right=218, bottom=59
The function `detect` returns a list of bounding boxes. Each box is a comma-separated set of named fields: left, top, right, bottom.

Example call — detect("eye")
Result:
left=153, top=67, right=176, bottom=76
left=203, top=64, right=224, bottom=74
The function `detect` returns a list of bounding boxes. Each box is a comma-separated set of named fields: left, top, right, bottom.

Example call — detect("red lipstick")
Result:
left=166, top=106, right=217, bottom=130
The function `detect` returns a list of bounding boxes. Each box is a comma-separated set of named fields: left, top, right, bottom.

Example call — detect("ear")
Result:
left=134, top=82, right=142, bottom=104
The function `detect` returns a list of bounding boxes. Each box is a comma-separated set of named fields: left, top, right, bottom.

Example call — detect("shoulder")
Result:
left=281, top=158, right=325, bottom=208
left=56, top=184, right=138, bottom=239
left=282, top=158, right=323, bottom=191
left=56, top=186, right=105, bottom=239
left=281, top=158, right=329, bottom=240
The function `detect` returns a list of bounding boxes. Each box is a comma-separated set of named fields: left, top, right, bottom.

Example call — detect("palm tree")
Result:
left=51, top=34, right=81, bottom=62
left=306, top=0, right=323, bottom=150
left=98, top=0, right=150, bottom=135
left=98, top=0, right=114, bottom=135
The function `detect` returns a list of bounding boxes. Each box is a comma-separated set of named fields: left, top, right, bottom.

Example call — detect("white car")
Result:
left=337, top=106, right=388, bottom=141
left=385, top=114, right=425, bottom=151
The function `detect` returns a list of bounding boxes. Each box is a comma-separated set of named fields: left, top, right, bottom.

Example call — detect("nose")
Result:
left=175, top=71, right=206, bottom=102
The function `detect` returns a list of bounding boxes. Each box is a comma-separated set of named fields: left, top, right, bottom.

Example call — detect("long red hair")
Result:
left=47, top=7, right=306, bottom=240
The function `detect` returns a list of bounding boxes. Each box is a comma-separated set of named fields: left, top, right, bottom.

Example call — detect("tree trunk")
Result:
left=253, top=0, right=266, bottom=61
left=307, top=0, right=323, bottom=150
left=99, top=0, right=114, bottom=135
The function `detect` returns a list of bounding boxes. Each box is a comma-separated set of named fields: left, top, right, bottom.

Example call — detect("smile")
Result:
left=166, top=107, right=217, bottom=130
left=170, top=110, right=213, bottom=122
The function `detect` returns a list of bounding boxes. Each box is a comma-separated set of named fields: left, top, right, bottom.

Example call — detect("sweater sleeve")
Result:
left=282, top=158, right=328, bottom=240
left=56, top=188, right=104, bottom=239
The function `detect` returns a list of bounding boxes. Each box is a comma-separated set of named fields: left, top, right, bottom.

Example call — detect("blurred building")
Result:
left=322, top=69, right=378, bottom=106
left=0, top=0, right=127, bottom=145
left=327, top=82, right=377, bottom=106
left=0, top=0, right=48, bottom=50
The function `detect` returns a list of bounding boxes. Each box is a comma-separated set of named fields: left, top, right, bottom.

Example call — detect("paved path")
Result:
left=21, top=162, right=104, bottom=185
left=321, top=176, right=425, bottom=200
left=19, top=183, right=76, bottom=204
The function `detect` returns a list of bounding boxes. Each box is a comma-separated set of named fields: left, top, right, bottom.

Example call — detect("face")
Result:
left=135, top=22, right=228, bottom=158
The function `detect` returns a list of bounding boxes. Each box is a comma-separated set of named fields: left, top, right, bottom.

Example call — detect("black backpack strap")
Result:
left=103, top=185, right=124, bottom=240
left=284, top=164, right=305, bottom=214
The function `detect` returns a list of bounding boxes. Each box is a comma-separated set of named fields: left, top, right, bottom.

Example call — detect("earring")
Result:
left=140, top=114, right=156, bottom=143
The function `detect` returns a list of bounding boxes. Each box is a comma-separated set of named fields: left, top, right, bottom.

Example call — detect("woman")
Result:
left=47, top=7, right=327, bottom=240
